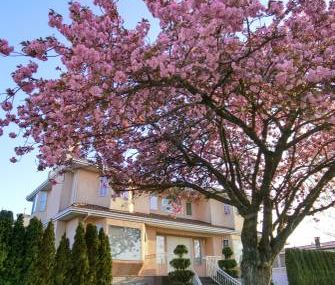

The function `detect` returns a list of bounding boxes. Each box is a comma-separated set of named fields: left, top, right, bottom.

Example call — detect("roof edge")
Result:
left=54, top=206, right=238, bottom=235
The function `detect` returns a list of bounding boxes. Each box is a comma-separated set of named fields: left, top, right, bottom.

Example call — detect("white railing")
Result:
left=206, top=256, right=241, bottom=285
left=193, top=273, right=203, bottom=285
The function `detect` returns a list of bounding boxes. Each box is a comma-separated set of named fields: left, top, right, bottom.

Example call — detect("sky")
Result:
left=0, top=0, right=334, bottom=246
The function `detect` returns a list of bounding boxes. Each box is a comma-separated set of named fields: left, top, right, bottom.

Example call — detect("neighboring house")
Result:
left=272, top=237, right=335, bottom=285
left=26, top=159, right=243, bottom=284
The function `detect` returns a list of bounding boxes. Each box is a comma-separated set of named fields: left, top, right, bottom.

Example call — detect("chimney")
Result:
left=314, top=237, right=321, bottom=249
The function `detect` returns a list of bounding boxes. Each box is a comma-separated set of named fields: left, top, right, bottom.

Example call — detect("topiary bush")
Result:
left=168, top=244, right=194, bottom=285
left=218, top=246, right=238, bottom=278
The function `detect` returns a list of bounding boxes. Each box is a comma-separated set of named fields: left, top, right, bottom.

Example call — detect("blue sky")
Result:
left=0, top=0, right=159, bottom=215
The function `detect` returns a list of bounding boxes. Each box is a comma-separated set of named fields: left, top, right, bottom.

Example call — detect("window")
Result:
left=31, top=195, right=37, bottom=214
left=156, top=235, right=166, bottom=264
left=120, top=191, right=129, bottom=200
left=96, top=224, right=104, bottom=233
left=99, top=176, right=109, bottom=197
left=161, top=198, right=172, bottom=213
left=109, top=226, right=141, bottom=260
left=194, top=239, right=202, bottom=264
left=279, top=253, right=285, bottom=268
left=186, top=202, right=192, bottom=216
left=223, top=239, right=229, bottom=248
left=39, top=192, right=47, bottom=212
left=150, top=195, right=158, bottom=210
left=224, top=204, right=231, bottom=215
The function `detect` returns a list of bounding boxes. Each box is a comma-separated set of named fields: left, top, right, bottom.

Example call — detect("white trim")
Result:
left=70, top=172, right=79, bottom=204
left=53, top=207, right=237, bottom=235
left=26, top=179, right=51, bottom=201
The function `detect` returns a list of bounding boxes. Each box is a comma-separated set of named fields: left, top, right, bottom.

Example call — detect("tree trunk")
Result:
left=240, top=249, right=272, bottom=285
left=240, top=213, right=273, bottom=285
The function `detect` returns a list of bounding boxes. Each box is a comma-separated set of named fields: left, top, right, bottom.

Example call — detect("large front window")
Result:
left=109, top=226, right=141, bottom=260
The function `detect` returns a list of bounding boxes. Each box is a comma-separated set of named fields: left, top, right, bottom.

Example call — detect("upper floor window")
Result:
left=39, top=191, right=48, bottom=212
left=99, top=176, right=109, bottom=197
left=109, top=225, right=141, bottom=260
left=186, top=202, right=192, bottom=216
left=150, top=195, right=158, bottom=210
left=224, top=204, right=231, bottom=215
left=161, top=198, right=173, bottom=213
left=31, top=195, right=38, bottom=214
left=120, top=191, right=129, bottom=200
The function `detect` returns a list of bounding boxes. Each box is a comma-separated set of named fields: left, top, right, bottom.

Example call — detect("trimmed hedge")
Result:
left=169, top=245, right=194, bottom=285
left=218, top=246, right=238, bottom=278
left=285, top=248, right=335, bottom=285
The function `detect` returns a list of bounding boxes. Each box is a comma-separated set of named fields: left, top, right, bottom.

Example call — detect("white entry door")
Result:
left=166, top=236, right=193, bottom=272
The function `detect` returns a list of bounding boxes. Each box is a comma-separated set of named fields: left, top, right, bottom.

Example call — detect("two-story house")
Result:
left=26, top=159, right=243, bottom=284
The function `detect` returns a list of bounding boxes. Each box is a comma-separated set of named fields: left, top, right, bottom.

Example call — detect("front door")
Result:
left=166, top=236, right=193, bottom=272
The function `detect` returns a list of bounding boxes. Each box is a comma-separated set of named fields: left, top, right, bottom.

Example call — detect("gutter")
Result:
left=53, top=206, right=237, bottom=235
left=26, top=179, right=51, bottom=201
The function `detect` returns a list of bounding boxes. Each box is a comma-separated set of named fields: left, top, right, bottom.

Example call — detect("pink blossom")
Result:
left=1, top=101, right=13, bottom=111
left=9, top=157, right=17, bottom=163
left=0, top=39, right=13, bottom=55
left=8, top=132, right=17, bottom=139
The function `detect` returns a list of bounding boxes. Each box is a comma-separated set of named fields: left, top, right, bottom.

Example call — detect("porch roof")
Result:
left=54, top=203, right=237, bottom=235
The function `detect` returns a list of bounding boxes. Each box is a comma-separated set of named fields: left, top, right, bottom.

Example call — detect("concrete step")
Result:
left=200, top=277, right=217, bottom=285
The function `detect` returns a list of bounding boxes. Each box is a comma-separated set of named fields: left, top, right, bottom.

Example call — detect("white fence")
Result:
left=272, top=267, right=289, bottom=285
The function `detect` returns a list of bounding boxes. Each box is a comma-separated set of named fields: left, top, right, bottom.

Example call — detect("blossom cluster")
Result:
left=0, top=39, right=13, bottom=55
left=1, top=0, right=335, bottom=207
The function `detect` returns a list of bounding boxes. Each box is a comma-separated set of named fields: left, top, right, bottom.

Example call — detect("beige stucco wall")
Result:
left=192, top=198, right=211, bottom=223
left=133, top=194, right=150, bottom=214
left=65, top=217, right=80, bottom=246
left=59, top=172, right=74, bottom=211
left=54, top=215, right=236, bottom=277
left=209, top=199, right=236, bottom=229
left=30, top=166, right=243, bottom=237
left=74, top=169, right=110, bottom=208
left=45, top=175, right=64, bottom=222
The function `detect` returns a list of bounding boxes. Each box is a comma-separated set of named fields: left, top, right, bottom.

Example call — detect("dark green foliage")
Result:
left=70, top=223, right=90, bottom=285
left=218, top=246, right=238, bottom=278
left=222, top=246, right=233, bottom=258
left=218, top=259, right=237, bottom=269
left=0, top=217, right=113, bottom=285
left=3, top=214, right=26, bottom=285
left=286, top=248, right=335, bottom=285
left=170, top=258, right=191, bottom=269
left=96, top=228, right=112, bottom=285
left=0, top=210, right=14, bottom=279
left=22, top=217, right=44, bottom=285
left=169, top=245, right=194, bottom=285
left=53, top=234, right=71, bottom=285
left=85, top=224, right=99, bottom=284
left=33, top=221, right=56, bottom=285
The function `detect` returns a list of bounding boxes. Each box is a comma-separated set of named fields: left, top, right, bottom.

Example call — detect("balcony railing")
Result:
left=206, top=256, right=241, bottom=285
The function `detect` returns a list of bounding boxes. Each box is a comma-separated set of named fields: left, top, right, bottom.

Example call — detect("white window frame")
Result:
left=150, top=195, right=158, bottom=210
left=31, top=195, right=38, bottom=214
left=38, top=191, right=48, bottom=212
left=194, top=239, right=202, bottom=264
left=99, top=176, right=109, bottom=197
left=224, top=204, right=231, bottom=215
left=223, top=239, right=229, bottom=248
left=109, top=225, right=142, bottom=260
left=186, top=202, right=192, bottom=216
left=161, top=198, right=172, bottom=213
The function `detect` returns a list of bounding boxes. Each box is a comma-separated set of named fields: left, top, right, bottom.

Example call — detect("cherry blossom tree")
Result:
left=2, top=1, right=335, bottom=284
